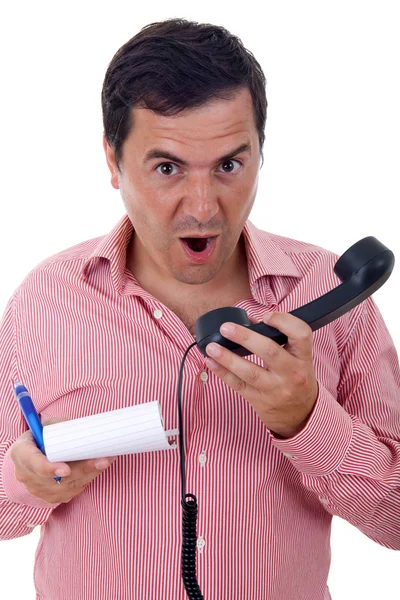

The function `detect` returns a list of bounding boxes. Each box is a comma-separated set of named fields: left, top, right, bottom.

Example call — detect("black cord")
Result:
left=177, top=342, right=204, bottom=599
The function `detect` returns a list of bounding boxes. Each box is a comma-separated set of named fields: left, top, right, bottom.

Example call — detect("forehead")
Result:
left=129, top=87, right=257, bottom=146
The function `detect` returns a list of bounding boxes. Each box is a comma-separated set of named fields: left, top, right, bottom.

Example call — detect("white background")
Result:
left=1, top=1, right=399, bottom=598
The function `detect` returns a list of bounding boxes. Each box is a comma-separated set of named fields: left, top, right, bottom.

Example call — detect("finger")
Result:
left=15, top=433, right=71, bottom=478
left=215, top=320, right=289, bottom=376
left=260, top=312, right=314, bottom=360
left=69, top=456, right=116, bottom=477
left=206, top=351, right=256, bottom=397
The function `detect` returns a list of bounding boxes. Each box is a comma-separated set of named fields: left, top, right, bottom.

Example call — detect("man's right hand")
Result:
left=8, top=418, right=117, bottom=505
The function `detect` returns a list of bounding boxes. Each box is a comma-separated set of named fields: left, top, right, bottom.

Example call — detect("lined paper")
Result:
left=42, top=401, right=179, bottom=462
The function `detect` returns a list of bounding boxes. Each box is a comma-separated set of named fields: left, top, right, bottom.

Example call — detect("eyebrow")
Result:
left=143, top=143, right=252, bottom=166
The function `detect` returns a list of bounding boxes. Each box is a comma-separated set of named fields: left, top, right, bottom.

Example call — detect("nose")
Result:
left=181, top=172, right=220, bottom=223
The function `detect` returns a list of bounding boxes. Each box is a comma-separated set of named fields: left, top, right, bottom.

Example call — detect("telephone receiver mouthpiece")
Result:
left=195, top=236, right=395, bottom=358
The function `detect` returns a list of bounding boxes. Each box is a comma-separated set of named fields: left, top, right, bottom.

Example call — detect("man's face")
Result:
left=103, top=86, right=261, bottom=288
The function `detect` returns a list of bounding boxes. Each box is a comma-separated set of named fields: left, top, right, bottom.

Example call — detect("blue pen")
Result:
left=13, top=381, right=62, bottom=484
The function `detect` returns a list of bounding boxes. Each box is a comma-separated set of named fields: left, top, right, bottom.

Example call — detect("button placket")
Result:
left=197, top=374, right=208, bottom=546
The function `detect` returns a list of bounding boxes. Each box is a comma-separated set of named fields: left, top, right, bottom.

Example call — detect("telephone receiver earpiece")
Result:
left=195, top=236, right=395, bottom=358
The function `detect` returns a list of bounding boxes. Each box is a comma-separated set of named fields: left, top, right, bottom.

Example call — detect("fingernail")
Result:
left=95, top=459, right=109, bottom=470
left=55, top=468, right=69, bottom=477
left=206, top=343, right=222, bottom=357
left=220, top=323, right=235, bottom=335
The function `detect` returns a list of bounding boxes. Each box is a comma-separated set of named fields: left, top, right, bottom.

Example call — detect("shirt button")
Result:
left=320, top=498, right=329, bottom=505
left=154, top=309, right=163, bottom=319
left=198, top=451, right=207, bottom=466
left=26, top=523, right=36, bottom=528
left=197, top=537, right=206, bottom=553
left=200, top=371, right=209, bottom=383
left=283, top=452, right=294, bottom=459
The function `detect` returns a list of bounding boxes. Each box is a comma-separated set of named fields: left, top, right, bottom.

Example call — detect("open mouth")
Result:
left=181, top=237, right=214, bottom=252
left=179, top=235, right=219, bottom=262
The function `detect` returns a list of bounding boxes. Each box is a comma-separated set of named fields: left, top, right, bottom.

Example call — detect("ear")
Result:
left=103, top=133, right=120, bottom=190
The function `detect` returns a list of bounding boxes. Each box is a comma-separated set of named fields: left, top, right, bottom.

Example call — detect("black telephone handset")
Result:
left=195, top=236, right=395, bottom=357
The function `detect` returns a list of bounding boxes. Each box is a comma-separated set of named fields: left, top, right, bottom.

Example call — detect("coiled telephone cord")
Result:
left=177, top=341, right=204, bottom=599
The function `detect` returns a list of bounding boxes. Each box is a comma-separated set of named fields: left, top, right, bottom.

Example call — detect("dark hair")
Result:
left=101, top=18, right=267, bottom=172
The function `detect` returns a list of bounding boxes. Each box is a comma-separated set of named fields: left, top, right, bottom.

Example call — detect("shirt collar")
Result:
left=80, top=214, right=302, bottom=304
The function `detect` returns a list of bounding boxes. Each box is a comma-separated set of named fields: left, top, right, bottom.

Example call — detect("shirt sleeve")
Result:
left=0, top=291, right=61, bottom=542
left=270, top=295, right=400, bottom=550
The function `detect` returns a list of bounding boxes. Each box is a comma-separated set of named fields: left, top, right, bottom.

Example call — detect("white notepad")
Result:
left=42, top=401, right=179, bottom=462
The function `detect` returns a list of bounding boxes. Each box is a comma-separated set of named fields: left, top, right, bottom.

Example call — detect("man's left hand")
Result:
left=205, top=311, right=319, bottom=439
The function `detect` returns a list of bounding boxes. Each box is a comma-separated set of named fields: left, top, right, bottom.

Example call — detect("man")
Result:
left=0, top=18, right=399, bottom=600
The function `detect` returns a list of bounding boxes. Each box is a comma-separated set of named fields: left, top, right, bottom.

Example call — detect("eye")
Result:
left=155, top=163, right=180, bottom=176
left=218, top=159, right=242, bottom=174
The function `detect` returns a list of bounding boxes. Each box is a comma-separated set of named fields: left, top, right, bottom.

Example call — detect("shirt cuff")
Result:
left=1, top=447, right=61, bottom=509
left=270, top=382, right=354, bottom=476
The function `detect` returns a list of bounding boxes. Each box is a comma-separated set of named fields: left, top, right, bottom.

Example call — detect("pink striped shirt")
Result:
left=1, top=214, right=399, bottom=600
